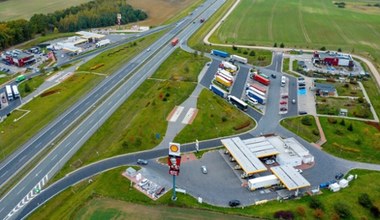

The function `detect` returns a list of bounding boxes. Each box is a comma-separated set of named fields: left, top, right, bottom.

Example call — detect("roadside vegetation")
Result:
left=280, top=115, right=320, bottom=143
left=314, top=79, right=364, bottom=97
left=316, top=96, right=372, bottom=119
left=0, top=33, right=162, bottom=162
left=29, top=167, right=380, bottom=220
left=362, top=77, right=380, bottom=120
left=174, top=89, right=256, bottom=143
left=320, top=117, right=380, bottom=164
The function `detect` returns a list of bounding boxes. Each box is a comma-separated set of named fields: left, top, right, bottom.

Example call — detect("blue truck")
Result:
left=211, top=49, right=230, bottom=58
left=246, top=90, right=266, bottom=104
left=210, top=84, right=227, bottom=98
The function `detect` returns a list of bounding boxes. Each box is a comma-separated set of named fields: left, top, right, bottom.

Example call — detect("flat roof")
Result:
left=76, top=31, right=105, bottom=39
left=243, top=137, right=279, bottom=158
left=283, top=138, right=309, bottom=157
left=221, top=138, right=267, bottom=175
left=271, top=165, right=310, bottom=190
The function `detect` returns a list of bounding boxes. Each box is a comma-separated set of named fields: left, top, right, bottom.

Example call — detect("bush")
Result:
left=334, top=202, right=352, bottom=219
left=355, top=138, right=362, bottom=145
left=370, top=206, right=380, bottom=218
left=273, top=210, right=294, bottom=220
left=249, top=50, right=256, bottom=56
left=328, top=118, right=338, bottom=124
left=358, top=97, right=364, bottom=103
left=232, top=45, right=237, bottom=50
left=273, top=43, right=277, bottom=47
left=296, top=206, right=306, bottom=217
left=243, top=50, right=248, bottom=55
left=24, top=83, right=31, bottom=93
left=313, top=129, right=320, bottom=136
left=310, top=197, right=324, bottom=210
left=320, top=46, right=326, bottom=51
left=340, top=119, right=346, bottom=126
left=358, top=193, right=373, bottom=209
left=221, top=116, right=227, bottom=122
left=313, top=208, right=324, bottom=219
left=335, top=129, right=344, bottom=135
left=280, top=43, right=285, bottom=48
left=347, top=123, right=353, bottom=131
left=301, top=116, right=312, bottom=126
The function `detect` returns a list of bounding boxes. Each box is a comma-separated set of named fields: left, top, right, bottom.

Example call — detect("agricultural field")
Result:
left=214, top=0, right=380, bottom=70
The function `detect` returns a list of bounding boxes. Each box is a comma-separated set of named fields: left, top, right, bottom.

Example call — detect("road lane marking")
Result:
left=16, top=186, right=25, bottom=195
left=0, top=170, right=9, bottom=178
left=51, top=154, right=58, bottom=161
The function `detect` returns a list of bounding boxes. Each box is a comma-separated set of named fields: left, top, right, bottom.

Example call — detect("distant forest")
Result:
left=0, top=0, right=147, bottom=50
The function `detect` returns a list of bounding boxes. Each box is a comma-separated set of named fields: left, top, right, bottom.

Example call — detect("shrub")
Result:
left=296, top=206, right=306, bottom=217
left=328, top=118, right=338, bottom=124
left=358, top=97, right=364, bottom=103
left=249, top=50, right=256, bottom=56
left=233, top=120, right=251, bottom=130
left=320, top=46, right=326, bottom=51
left=358, top=193, right=373, bottom=209
left=280, top=43, right=285, bottom=48
left=24, top=83, right=31, bottom=93
left=334, top=202, right=352, bottom=219
left=370, top=206, right=380, bottom=218
left=301, top=116, right=312, bottom=126
left=313, top=129, right=320, bottom=136
left=313, top=208, right=324, bottom=219
left=237, top=48, right=242, bottom=53
left=232, top=45, right=237, bottom=50
left=243, top=50, right=248, bottom=55
left=273, top=210, right=294, bottom=220
left=335, top=129, right=344, bottom=135
left=340, top=119, right=346, bottom=126
left=221, top=116, right=227, bottom=122
left=347, top=123, right=353, bottom=131
left=355, top=139, right=362, bottom=145
left=274, top=42, right=277, bottom=47
left=309, top=197, right=324, bottom=210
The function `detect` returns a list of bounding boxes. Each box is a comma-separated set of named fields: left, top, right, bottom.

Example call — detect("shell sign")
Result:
left=169, top=142, right=181, bottom=157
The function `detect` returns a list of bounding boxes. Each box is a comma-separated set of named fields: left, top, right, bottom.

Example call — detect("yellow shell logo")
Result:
left=170, top=145, right=179, bottom=152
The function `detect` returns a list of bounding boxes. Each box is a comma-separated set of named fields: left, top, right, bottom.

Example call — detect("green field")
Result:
left=29, top=166, right=380, bottom=220
left=280, top=115, right=320, bottom=143
left=0, top=0, right=92, bottom=21
left=320, top=117, right=380, bottom=164
left=174, top=89, right=255, bottom=143
left=214, top=0, right=380, bottom=70
left=316, top=96, right=372, bottom=119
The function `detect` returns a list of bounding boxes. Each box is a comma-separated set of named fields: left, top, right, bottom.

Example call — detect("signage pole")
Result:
left=172, top=175, right=177, bottom=201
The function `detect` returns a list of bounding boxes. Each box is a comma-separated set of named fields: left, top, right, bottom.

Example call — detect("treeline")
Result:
left=0, top=0, right=147, bottom=50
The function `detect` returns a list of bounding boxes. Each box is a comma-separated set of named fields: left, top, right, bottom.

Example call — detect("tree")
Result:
left=347, top=123, right=353, bottom=131
left=301, top=116, right=312, bottom=126
left=24, top=83, right=31, bottom=93
left=309, top=197, right=324, bottom=210
left=340, top=119, right=345, bottom=126
left=370, top=206, right=380, bottom=218
left=334, top=202, right=352, bottom=219
left=320, top=46, right=326, bottom=51
left=358, top=193, right=373, bottom=209
left=313, top=209, right=324, bottom=219
left=273, top=42, right=277, bottom=47
left=249, top=50, right=256, bottom=56
left=232, top=45, right=237, bottom=50
left=280, top=42, right=284, bottom=48
left=337, top=48, right=342, bottom=52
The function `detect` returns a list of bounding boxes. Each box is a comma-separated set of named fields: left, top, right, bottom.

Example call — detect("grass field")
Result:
left=29, top=166, right=380, bottom=220
left=174, top=89, right=255, bottom=143
left=320, top=117, right=380, bottom=164
left=280, top=115, right=320, bottom=143
left=316, top=96, right=372, bottom=119
left=213, top=0, right=380, bottom=71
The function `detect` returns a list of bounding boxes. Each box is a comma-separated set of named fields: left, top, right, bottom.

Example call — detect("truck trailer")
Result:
left=215, top=75, right=232, bottom=87
left=12, top=85, right=20, bottom=98
left=216, top=69, right=233, bottom=82
left=219, top=61, right=237, bottom=73
left=5, top=85, right=13, bottom=101
left=95, top=39, right=110, bottom=48
left=248, top=175, right=280, bottom=191
left=252, top=74, right=270, bottom=86
left=230, top=54, right=248, bottom=64
left=211, top=50, right=229, bottom=58
left=247, top=86, right=266, bottom=97
left=250, top=84, right=266, bottom=93
left=209, top=84, right=227, bottom=98
left=246, top=90, right=266, bottom=104
left=171, top=37, right=179, bottom=46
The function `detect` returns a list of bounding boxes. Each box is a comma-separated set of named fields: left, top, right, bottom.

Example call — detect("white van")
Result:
left=281, top=76, right=286, bottom=87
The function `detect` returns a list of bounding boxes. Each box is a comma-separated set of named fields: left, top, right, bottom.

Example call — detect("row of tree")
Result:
left=0, top=0, right=147, bottom=50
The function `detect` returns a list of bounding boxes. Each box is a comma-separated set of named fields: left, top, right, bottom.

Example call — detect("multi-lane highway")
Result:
left=0, top=0, right=227, bottom=219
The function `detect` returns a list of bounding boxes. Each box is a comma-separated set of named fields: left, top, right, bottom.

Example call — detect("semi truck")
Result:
left=5, top=85, right=13, bottom=101
left=171, top=37, right=179, bottom=46
left=250, top=84, right=266, bottom=93
left=12, top=85, right=20, bottom=98
left=95, top=39, right=110, bottom=48
left=246, top=90, right=266, bottom=104
left=248, top=86, right=266, bottom=97
left=209, top=84, right=227, bottom=98
left=252, top=73, right=270, bottom=86
left=215, top=75, right=232, bottom=87
left=248, top=175, right=280, bottom=191
left=211, top=50, right=229, bottom=58
left=230, top=54, right=248, bottom=64
left=216, top=69, right=233, bottom=82
left=219, top=61, right=237, bottom=73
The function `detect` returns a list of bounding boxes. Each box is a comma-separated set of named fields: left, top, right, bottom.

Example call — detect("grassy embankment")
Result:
left=0, top=32, right=162, bottom=162
left=280, top=115, right=320, bottom=143
left=29, top=166, right=380, bottom=220
left=174, top=89, right=255, bottom=143
left=187, top=0, right=272, bottom=67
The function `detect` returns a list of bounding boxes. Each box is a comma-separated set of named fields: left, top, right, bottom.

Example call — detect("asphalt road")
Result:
left=0, top=0, right=227, bottom=219
left=230, top=65, right=249, bottom=98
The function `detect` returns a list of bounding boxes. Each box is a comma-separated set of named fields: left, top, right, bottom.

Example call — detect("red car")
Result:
left=280, top=101, right=287, bottom=105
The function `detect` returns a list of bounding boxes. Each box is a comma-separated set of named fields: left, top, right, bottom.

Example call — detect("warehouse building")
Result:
left=1, top=50, right=35, bottom=67
left=312, top=51, right=354, bottom=67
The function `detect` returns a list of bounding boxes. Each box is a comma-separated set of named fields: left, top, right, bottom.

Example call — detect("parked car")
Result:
left=229, top=200, right=241, bottom=207
left=265, top=159, right=275, bottom=165
left=280, top=100, right=287, bottom=105
left=138, top=178, right=148, bottom=187
left=296, top=169, right=303, bottom=174
left=280, top=107, right=287, bottom=111
left=335, top=173, right=344, bottom=180
left=299, top=111, right=308, bottom=115
left=271, top=73, right=276, bottom=78
left=201, top=165, right=208, bottom=174
left=281, top=94, right=289, bottom=99
left=137, top=159, right=148, bottom=165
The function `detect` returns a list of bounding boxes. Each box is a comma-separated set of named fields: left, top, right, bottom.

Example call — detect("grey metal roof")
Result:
left=244, top=138, right=279, bottom=158
left=221, top=138, right=267, bottom=174
left=271, top=165, right=310, bottom=190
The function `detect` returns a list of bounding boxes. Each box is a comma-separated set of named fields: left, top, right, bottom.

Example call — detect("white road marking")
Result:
left=168, top=106, right=184, bottom=122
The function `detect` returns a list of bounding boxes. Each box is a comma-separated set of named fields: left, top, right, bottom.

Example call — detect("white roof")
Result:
left=270, top=165, right=310, bottom=190
left=283, top=138, right=309, bottom=157
left=221, top=138, right=267, bottom=175
left=57, top=43, right=82, bottom=53
left=76, top=31, right=105, bottom=39
left=244, top=137, right=279, bottom=158
left=248, top=174, right=278, bottom=184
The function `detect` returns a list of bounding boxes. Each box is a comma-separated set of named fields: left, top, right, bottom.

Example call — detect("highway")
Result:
left=0, top=0, right=227, bottom=219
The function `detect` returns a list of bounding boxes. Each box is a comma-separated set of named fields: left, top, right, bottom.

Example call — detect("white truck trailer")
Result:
left=12, top=85, right=20, bottom=98
left=95, top=39, right=110, bottom=48
left=230, top=54, right=248, bottom=64
left=219, top=61, right=237, bottom=73
left=5, top=85, right=13, bottom=101
left=248, top=175, right=280, bottom=191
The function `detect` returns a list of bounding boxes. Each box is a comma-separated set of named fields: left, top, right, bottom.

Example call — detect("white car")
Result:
left=138, top=178, right=148, bottom=187
left=265, top=159, right=275, bottom=165
left=296, top=169, right=303, bottom=174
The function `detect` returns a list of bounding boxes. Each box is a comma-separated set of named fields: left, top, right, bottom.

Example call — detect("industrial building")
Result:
left=0, top=49, right=35, bottom=67
left=312, top=51, right=354, bottom=67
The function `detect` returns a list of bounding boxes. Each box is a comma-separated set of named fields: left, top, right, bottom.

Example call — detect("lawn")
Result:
left=0, top=34, right=161, bottom=162
left=174, top=89, right=256, bottom=143
left=280, top=115, right=320, bottom=143
left=314, top=80, right=364, bottom=97
left=52, top=49, right=209, bottom=181
left=29, top=166, right=380, bottom=220
left=316, top=96, right=372, bottom=119
left=320, top=117, right=380, bottom=164
left=362, top=78, right=380, bottom=120
left=213, top=0, right=380, bottom=72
